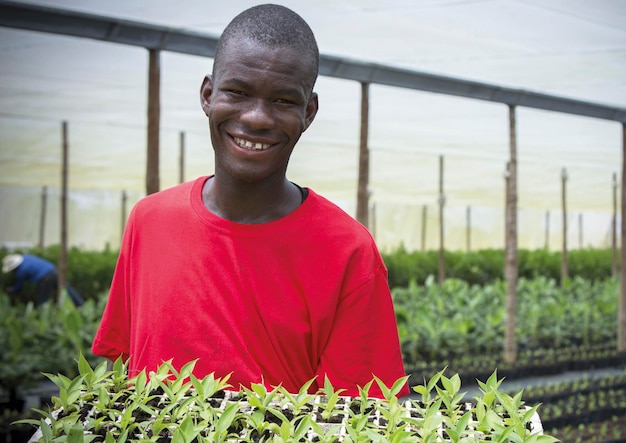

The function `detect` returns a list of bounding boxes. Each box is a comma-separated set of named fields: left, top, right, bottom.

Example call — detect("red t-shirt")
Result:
left=92, top=176, right=408, bottom=398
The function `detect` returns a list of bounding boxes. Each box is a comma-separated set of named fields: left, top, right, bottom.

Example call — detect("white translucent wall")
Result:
left=0, top=184, right=616, bottom=253
left=0, top=12, right=622, bottom=253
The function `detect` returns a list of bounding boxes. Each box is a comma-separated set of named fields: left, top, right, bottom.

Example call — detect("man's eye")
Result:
left=227, top=90, right=246, bottom=96
left=275, top=98, right=295, bottom=105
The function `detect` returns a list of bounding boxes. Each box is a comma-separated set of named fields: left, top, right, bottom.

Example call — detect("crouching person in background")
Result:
left=1, top=253, right=84, bottom=307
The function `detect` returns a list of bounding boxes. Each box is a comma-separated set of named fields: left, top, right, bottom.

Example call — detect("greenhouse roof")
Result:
left=0, top=0, right=624, bottom=250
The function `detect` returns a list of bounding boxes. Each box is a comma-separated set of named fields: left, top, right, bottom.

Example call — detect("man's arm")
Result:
left=316, top=265, right=409, bottom=399
left=92, top=211, right=135, bottom=364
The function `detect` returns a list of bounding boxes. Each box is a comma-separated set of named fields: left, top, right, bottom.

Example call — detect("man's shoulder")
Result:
left=123, top=178, right=205, bottom=228
left=133, top=177, right=203, bottom=213
left=307, top=190, right=361, bottom=221
left=305, top=190, right=374, bottom=241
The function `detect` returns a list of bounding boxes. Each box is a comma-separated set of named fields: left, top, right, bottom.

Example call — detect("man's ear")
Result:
left=200, top=75, right=213, bottom=116
left=303, top=92, right=319, bottom=132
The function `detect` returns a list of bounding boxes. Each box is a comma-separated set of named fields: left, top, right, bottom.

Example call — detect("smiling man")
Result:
left=92, top=4, right=408, bottom=399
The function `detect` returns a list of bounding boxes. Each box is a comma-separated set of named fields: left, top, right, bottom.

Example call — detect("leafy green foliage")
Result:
left=17, top=359, right=554, bottom=442
left=0, top=292, right=106, bottom=392
left=393, top=276, right=618, bottom=363
left=0, top=245, right=616, bottom=441
left=383, top=247, right=616, bottom=287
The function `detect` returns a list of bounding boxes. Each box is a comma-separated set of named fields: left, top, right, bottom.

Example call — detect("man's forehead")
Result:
left=213, top=36, right=318, bottom=93
left=219, top=37, right=297, bottom=61
left=218, top=41, right=313, bottom=75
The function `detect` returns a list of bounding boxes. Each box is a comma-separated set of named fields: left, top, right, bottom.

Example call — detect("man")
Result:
left=2, top=253, right=84, bottom=306
left=92, top=4, right=408, bottom=398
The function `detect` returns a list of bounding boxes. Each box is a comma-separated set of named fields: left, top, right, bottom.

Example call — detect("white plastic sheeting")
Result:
left=0, top=0, right=623, bottom=251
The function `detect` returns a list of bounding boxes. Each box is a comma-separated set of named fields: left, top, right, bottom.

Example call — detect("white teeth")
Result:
left=234, top=137, right=270, bottom=151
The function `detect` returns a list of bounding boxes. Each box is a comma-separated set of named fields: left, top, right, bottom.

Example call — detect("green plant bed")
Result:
left=382, top=247, right=616, bottom=287
left=405, top=343, right=626, bottom=389
left=18, top=356, right=557, bottom=443
left=538, top=385, right=626, bottom=430
left=394, top=276, right=619, bottom=365
left=548, top=413, right=626, bottom=443
left=486, top=369, right=626, bottom=442
left=0, top=292, right=107, bottom=442
left=519, top=370, right=626, bottom=405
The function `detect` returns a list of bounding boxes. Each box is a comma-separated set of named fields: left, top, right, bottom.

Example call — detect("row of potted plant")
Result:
left=2, top=275, right=619, bottom=401
left=405, top=342, right=626, bottom=387
left=1, top=273, right=623, bottom=441
left=540, top=385, right=626, bottom=428
left=519, top=370, right=626, bottom=404
left=382, top=247, right=616, bottom=288
left=504, top=372, right=626, bottom=443
left=0, top=292, right=103, bottom=441
left=548, top=414, right=626, bottom=443
left=19, top=356, right=556, bottom=442
left=0, top=293, right=102, bottom=392
left=393, top=275, right=618, bottom=363
left=502, top=370, right=626, bottom=442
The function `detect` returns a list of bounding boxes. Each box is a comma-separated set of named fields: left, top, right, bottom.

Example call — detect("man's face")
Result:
left=201, top=38, right=318, bottom=184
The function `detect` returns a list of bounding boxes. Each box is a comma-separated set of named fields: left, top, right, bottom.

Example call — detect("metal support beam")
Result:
left=561, top=168, right=569, bottom=284
left=146, top=49, right=160, bottom=195
left=617, top=124, right=626, bottom=354
left=613, top=173, right=618, bottom=278
left=0, top=0, right=218, bottom=56
left=59, top=121, right=68, bottom=305
left=438, top=155, right=445, bottom=284
left=38, top=185, right=47, bottom=249
left=356, top=82, right=370, bottom=227
left=179, top=131, right=185, bottom=184
left=504, top=105, right=518, bottom=364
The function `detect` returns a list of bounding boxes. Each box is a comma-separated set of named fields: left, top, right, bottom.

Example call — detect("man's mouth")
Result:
left=233, top=136, right=271, bottom=151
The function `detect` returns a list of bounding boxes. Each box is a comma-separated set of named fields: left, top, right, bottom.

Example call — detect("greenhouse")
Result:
left=1, top=1, right=625, bottom=442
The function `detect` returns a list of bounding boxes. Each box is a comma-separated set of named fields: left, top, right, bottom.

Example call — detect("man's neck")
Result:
left=201, top=175, right=303, bottom=224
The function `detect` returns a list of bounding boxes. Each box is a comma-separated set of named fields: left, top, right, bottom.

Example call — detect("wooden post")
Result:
left=617, top=123, right=626, bottom=353
left=356, top=82, right=370, bottom=228
left=545, top=210, right=550, bottom=250
left=58, top=121, right=68, bottom=305
left=578, top=213, right=583, bottom=249
left=561, top=168, right=569, bottom=284
left=504, top=161, right=510, bottom=274
left=438, top=154, right=445, bottom=284
left=504, top=104, right=518, bottom=364
left=613, top=172, right=618, bottom=278
left=38, top=185, right=47, bottom=249
left=466, top=205, right=471, bottom=252
left=121, top=190, right=128, bottom=242
left=421, top=205, right=427, bottom=251
left=146, top=49, right=160, bottom=195
left=179, top=131, right=185, bottom=184
left=370, top=201, right=376, bottom=241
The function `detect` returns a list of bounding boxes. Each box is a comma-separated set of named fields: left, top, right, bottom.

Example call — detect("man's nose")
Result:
left=240, top=99, right=275, bottom=129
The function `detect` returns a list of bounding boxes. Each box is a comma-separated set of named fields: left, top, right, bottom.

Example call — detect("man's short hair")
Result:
left=213, top=4, right=319, bottom=94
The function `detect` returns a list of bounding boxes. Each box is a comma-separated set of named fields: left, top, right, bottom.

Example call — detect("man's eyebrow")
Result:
left=272, top=87, right=304, bottom=98
left=221, top=78, right=250, bottom=89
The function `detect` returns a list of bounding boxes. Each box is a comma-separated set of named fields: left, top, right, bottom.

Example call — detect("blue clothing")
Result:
left=10, top=254, right=56, bottom=293
left=6, top=254, right=85, bottom=306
